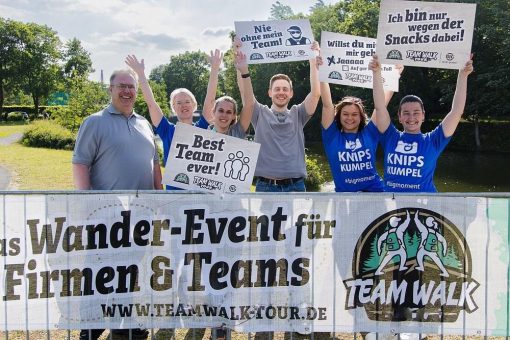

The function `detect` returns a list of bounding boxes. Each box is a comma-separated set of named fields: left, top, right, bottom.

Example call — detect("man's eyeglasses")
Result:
left=289, top=31, right=301, bottom=34
left=112, top=84, right=136, bottom=90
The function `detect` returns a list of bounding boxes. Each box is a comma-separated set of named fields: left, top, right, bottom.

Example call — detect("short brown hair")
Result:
left=269, top=74, right=292, bottom=90
left=334, top=96, right=367, bottom=131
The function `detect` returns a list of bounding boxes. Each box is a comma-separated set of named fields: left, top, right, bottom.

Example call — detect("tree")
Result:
left=269, top=1, right=295, bottom=20
left=3, top=89, right=32, bottom=106
left=149, top=64, right=167, bottom=84
left=134, top=79, right=170, bottom=120
left=160, top=51, right=211, bottom=112
left=0, top=18, right=26, bottom=120
left=62, top=38, right=94, bottom=80
left=17, top=22, right=62, bottom=118
left=57, top=76, right=109, bottom=132
left=465, top=0, right=510, bottom=122
left=310, top=0, right=326, bottom=12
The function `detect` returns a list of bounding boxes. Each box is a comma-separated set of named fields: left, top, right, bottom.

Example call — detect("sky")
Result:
left=0, top=0, right=318, bottom=82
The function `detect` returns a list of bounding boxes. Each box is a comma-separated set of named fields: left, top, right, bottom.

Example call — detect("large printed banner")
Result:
left=162, top=123, right=260, bottom=193
left=319, top=32, right=400, bottom=91
left=235, top=19, right=315, bottom=64
left=1, top=192, right=509, bottom=335
left=376, top=0, right=476, bottom=69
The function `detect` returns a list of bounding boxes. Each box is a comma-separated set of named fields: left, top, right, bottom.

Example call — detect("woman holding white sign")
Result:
left=320, top=60, right=402, bottom=192
left=370, top=54, right=473, bottom=192
left=126, top=51, right=222, bottom=189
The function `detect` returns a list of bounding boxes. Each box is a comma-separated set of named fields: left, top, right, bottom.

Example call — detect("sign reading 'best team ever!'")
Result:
left=163, top=123, right=260, bottom=193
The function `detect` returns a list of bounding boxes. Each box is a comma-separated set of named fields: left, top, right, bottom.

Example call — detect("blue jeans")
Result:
left=255, top=177, right=306, bottom=192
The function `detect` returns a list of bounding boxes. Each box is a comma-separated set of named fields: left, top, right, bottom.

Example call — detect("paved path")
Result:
left=0, top=132, right=23, bottom=190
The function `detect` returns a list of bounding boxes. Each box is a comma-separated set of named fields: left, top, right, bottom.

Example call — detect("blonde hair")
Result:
left=169, top=88, right=197, bottom=115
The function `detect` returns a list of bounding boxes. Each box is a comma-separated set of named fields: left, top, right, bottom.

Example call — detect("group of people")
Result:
left=71, top=36, right=473, bottom=338
left=322, top=55, right=473, bottom=193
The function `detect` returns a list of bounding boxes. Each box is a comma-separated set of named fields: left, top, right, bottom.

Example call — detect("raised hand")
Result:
left=125, top=55, right=145, bottom=77
left=316, top=55, right=324, bottom=68
left=368, top=55, right=382, bottom=73
left=232, top=36, right=242, bottom=53
left=208, top=49, right=223, bottom=70
left=461, top=54, right=474, bottom=76
left=395, top=64, right=405, bottom=76
left=311, top=40, right=320, bottom=50
left=235, top=51, right=249, bottom=74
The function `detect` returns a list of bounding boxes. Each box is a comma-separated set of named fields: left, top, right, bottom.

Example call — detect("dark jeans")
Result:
left=255, top=177, right=306, bottom=192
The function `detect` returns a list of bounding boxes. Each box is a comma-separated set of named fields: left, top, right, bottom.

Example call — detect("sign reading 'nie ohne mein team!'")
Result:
left=235, top=19, right=315, bottom=64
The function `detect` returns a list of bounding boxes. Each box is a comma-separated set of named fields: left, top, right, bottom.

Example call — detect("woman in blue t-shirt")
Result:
left=370, top=55, right=473, bottom=192
left=320, top=66, right=402, bottom=192
left=125, top=53, right=222, bottom=165
left=126, top=51, right=223, bottom=189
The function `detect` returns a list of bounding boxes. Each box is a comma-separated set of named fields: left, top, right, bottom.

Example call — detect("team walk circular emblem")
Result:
left=343, top=208, right=479, bottom=322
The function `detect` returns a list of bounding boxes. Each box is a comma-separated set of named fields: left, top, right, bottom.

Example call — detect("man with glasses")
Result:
left=72, top=69, right=161, bottom=340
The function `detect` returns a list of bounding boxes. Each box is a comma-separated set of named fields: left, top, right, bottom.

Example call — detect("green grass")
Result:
left=0, top=143, right=73, bottom=190
left=0, top=122, right=73, bottom=190
left=0, top=122, right=28, bottom=138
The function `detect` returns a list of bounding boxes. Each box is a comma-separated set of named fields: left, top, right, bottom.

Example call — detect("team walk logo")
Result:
left=343, top=208, right=479, bottom=322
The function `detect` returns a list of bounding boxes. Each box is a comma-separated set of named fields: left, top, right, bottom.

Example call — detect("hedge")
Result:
left=21, top=120, right=75, bottom=150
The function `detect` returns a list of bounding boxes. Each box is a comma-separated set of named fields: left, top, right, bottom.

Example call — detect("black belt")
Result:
left=257, top=177, right=304, bottom=186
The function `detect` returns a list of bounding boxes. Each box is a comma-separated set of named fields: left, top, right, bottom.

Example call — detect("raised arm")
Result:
left=371, top=65, right=404, bottom=125
left=235, top=40, right=256, bottom=125
left=125, top=55, right=165, bottom=127
left=317, top=54, right=335, bottom=128
left=202, top=49, right=223, bottom=124
left=304, top=41, right=321, bottom=116
left=321, top=82, right=335, bottom=129
left=235, top=51, right=254, bottom=132
left=441, top=55, right=474, bottom=137
left=414, top=210, right=427, bottom=235
left=369, top=55, right=391, bottom=133
left=397, top=210, right=411, bottom=235
left=232, top=37, right=245, bottom=106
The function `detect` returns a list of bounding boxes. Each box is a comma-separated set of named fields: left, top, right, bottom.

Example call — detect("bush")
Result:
left=305, top=156, right=324, bottom=192
left=21, top=120, right=76, bottom=150
left=3, top=105, right=63, bottom=119
left=5, top=111, right=25, bottom=121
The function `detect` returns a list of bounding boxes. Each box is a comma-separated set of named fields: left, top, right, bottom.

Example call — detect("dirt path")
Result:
left=0, top=132, right=22, bottom=190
